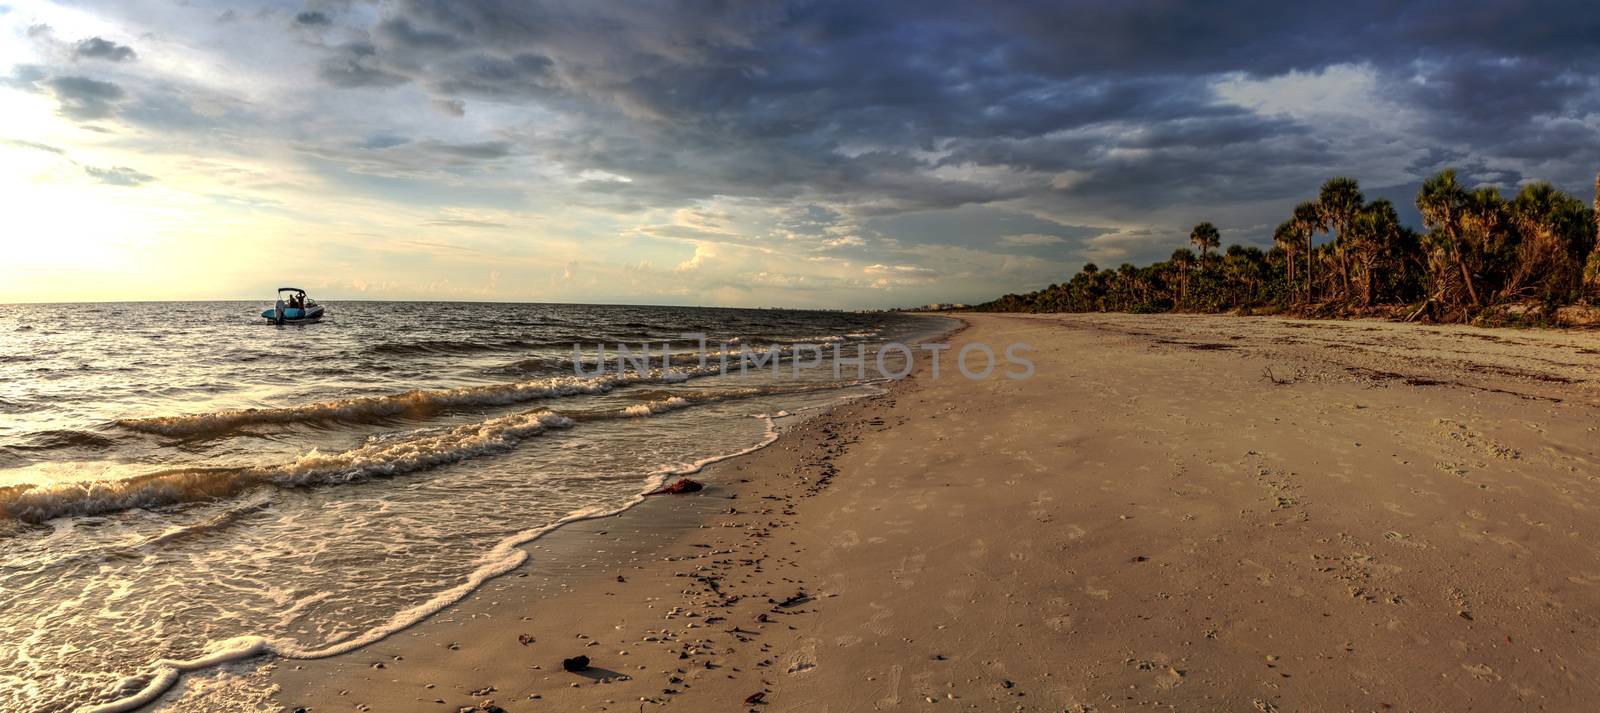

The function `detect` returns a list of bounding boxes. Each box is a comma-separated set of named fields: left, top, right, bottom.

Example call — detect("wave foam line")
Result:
left=21, top=380, right=846, bottom=526
left=114, top=373, right=645, bottom=438
left=112, top=345, right=838, bottom=440
left=116, top=342, right=860, bottom=440
left=4, top=411, right=573, bottom=524
left=79, top=414, right=784, bottom=713
left=613, top=380, right=885, bottom=419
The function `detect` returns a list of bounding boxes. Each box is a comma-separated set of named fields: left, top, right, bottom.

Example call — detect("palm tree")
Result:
left=1169, top=247, right=1195, bottom=308
left=1190, top=222, right=1221, bottom=257
left=1416, top=170, right=1481, bottom=308
left=1292, top=201, right=1324, bottom=302
left=1348, top=199, right=1402, bottom=306
left=1505, top=182, right=1593, bottom=301
left=1223, top=244, right=1264, bottom=306
left=1461, top=186, right=1508, bottom=294
left=1318, top=177, right=1364, bottom=300
left=1273, top=220, right=1300, bottom=291
left=975, top=169, right=1593, bottom=320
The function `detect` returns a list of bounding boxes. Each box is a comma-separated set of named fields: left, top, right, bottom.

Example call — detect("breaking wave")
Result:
left=115, top=371, right=686, bottom=439
left=1, top=411, right=573, bottom=524
left=115, top=344, right=849, bottom=440
left=7, top=379, right=848, bottom=526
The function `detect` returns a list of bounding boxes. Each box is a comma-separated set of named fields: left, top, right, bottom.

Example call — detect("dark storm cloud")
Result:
left=73, top=37, right=136, bottom=62
left=1390, top=56, right=1597, bottom=151
left=375, top=17, right=462, bottom=51
left=289, top=0, right=1600, bottom=258
left=864, top=206, right=1112, bottom=254
left=431, top=53, right=557, bottom=97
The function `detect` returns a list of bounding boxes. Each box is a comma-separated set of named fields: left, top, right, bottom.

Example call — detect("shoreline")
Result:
left=261, top=376, right=918, bottom=712
left=96, top=408, right=791, bottom=713
left=253, top=312, right=1600, bottom=712
left=133, top=315, right=966, bottom=711
left=62, top=316, right=960, bottom=713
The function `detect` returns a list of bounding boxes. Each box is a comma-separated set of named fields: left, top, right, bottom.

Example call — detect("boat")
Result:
left=261, top=287, right=325, bottom=324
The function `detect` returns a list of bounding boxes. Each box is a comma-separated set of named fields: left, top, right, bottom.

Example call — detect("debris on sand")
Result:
left=517, top=634, right=534, bottom=646
left=654, top=478, right=704, bottom=495
left=562, top=655, right=591, bottom=672
left=744, top=691, right=767, bottom=705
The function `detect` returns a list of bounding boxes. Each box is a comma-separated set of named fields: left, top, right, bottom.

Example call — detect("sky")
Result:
left=2, top=1, right=1598, bottom=308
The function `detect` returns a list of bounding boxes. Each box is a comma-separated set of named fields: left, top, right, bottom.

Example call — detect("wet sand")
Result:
left=268, top=313, right=1600, bottom=712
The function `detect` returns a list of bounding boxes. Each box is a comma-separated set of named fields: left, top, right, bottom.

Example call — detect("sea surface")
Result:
left=0, top=301, right=952, bottom=712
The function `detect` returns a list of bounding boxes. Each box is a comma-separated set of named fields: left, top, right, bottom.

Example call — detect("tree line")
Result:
left=978, top=170, right=1600, bottom=324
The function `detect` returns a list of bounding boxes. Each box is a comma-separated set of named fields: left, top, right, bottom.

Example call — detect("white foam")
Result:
left=78, top=414, right=785, bottom=713
left=5, top=412, right=574, bottom=524
left=117, top=346, right=869, bottom=439
left=623, top=396, right=690, bottom=417
left=15, top=379, right=872, bottom=525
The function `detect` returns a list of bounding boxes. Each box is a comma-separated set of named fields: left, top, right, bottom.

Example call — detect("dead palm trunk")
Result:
left=1456, top=251, right=1480, bottom=306
left=1339, top=246, right=1352, bottom=299
left=1306, top=236, right=1314, bottom=303
left=1360, top=257, right=1375, bottom=306
left=1591, top=171, right=1600, bottom=298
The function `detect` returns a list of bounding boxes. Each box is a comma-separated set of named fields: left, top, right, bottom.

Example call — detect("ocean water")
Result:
left=0, top=301, right=951, bottom=712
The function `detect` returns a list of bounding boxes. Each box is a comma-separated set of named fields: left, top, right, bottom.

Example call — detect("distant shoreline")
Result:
left=975, top=170, right=1600, bottom=328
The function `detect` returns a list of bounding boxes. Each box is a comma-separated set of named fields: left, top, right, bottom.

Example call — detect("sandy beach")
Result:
left=268, top=313, right=1600, bottom=713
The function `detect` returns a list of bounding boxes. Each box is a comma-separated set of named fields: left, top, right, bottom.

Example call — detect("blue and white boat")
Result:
left=261, top=287, right=325, bottom=324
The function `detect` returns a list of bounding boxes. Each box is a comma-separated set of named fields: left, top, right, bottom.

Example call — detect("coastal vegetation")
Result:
left=978, top=171, right=1600, bottom=324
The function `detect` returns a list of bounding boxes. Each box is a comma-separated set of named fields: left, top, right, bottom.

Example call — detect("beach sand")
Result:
left=269, top=313, right=1600, bottom=712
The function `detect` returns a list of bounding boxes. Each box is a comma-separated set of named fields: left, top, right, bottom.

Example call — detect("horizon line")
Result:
left=0, top=297, right=934, bottom=312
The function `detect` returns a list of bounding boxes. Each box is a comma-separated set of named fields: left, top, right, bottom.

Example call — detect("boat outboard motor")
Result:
left=275, top=298, right=286, bottom=325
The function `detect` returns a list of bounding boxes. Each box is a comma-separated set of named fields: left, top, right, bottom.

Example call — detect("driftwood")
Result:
left=1404, top=290, right=1446, bottom=322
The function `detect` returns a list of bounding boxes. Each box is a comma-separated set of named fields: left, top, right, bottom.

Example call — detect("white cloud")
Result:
left=999, top=233, right=1064, bottom=247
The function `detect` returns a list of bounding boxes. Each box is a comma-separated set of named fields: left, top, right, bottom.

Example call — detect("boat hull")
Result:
left=261, top=305, right=325, bottom=324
